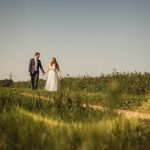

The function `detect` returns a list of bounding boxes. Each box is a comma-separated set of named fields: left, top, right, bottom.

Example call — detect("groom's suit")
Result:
left=28, top=58, right=45, bottom=89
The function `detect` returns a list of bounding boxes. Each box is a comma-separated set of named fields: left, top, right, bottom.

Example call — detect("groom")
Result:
left=28, top=52, right=45, bottom=90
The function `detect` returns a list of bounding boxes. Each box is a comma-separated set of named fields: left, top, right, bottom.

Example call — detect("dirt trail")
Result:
left=82, top=104, right=150, bottom=120
left=21, top=93, right=150, bottom=120
left=21, top=93, right=51, bottom=101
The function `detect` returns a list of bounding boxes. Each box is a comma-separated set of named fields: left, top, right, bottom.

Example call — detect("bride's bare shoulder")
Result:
left=48, top=63, right=51, bottom=68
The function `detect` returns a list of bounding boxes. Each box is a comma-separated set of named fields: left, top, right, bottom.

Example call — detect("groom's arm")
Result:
left=39, top=60, right=45, bottom=73
left=28, top=59, right=32, bottom=74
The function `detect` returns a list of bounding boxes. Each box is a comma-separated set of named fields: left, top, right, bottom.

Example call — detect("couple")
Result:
left=28, top=52, right=61, bottom=91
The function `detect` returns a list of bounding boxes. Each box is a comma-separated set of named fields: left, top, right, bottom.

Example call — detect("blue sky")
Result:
left=0, top=0, right=150, bottom=81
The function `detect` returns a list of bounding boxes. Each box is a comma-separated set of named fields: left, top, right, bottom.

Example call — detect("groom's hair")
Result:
left=35, top=52, right=40, bottom=56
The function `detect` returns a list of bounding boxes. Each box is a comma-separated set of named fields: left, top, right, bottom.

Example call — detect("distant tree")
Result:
left=0, top=79, right=14, bottom=87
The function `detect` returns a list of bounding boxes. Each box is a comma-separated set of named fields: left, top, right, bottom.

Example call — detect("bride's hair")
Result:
left=50, top=57, right=60, bottom=71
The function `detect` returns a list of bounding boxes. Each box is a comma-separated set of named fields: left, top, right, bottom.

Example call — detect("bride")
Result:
left=44, top=57, right=61, bottom=91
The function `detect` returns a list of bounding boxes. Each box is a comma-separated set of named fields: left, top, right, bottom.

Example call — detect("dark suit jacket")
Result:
left=29, top=58, right=45, bottom=74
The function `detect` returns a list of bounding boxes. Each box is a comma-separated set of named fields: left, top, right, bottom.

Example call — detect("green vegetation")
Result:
left=0, top=72, right=150, bottom=150
left=0, top=79, right=13, bottom=87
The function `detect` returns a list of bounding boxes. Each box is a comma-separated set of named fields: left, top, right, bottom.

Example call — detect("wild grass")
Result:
left=0, top=106, right=150, bottom=150
left=0, top=72, right=150, bottom=150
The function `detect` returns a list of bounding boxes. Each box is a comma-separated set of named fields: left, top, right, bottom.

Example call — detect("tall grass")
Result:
left=13, top=72, right=150, bottom=95
left=0, top=72, right=150, bottom=149
left=0, top=107, right=150, bottom=150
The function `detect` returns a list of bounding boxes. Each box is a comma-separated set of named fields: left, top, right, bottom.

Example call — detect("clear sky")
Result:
left=0, top=0, right=150, bottom=81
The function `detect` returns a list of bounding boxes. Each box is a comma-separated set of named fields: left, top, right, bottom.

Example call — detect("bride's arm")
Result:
left=45, top=68, right=49, bottom=74
left=57, top=68, right=63, bottom=79
left=45, top=64, right=52, bottom=74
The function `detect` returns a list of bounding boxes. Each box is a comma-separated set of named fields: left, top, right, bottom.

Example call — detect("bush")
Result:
left=0, top=79, right=13, bottom=87
left=14, top=72, right=150, bottom=95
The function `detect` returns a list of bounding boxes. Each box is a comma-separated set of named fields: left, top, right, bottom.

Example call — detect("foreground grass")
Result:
left=0, top=106, right=150, bottom=150
left=0, top=83, right=150, bottom=150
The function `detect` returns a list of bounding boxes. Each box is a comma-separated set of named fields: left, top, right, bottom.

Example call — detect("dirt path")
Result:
left=82, top=104, right=150, bottom=120
left=21, top=93, right=150, bottom=120
left=116, top=109, right=150, bottom=120
left=21, top=93, right=51, bottom=101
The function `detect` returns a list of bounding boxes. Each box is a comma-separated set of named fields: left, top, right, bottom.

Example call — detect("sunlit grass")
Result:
left=1, top=72, right=150, bottom=150
left=1, top=105, right=149, bottom=150
left=16, top=106, right=84, bottom=129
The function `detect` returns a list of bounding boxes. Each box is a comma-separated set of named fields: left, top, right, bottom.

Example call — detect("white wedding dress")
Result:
left=45, top=64, right=60, bottom=91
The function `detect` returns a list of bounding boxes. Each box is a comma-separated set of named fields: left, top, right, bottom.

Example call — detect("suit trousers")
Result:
left=31, top=71, right=39, bottom=89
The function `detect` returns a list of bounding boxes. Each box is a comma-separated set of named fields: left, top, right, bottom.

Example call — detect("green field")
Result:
left=0, top=72, right=150, bottom=150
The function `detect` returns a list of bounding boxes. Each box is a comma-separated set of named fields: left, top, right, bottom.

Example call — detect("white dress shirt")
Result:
left=35, top=58, right=38, bottom=71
